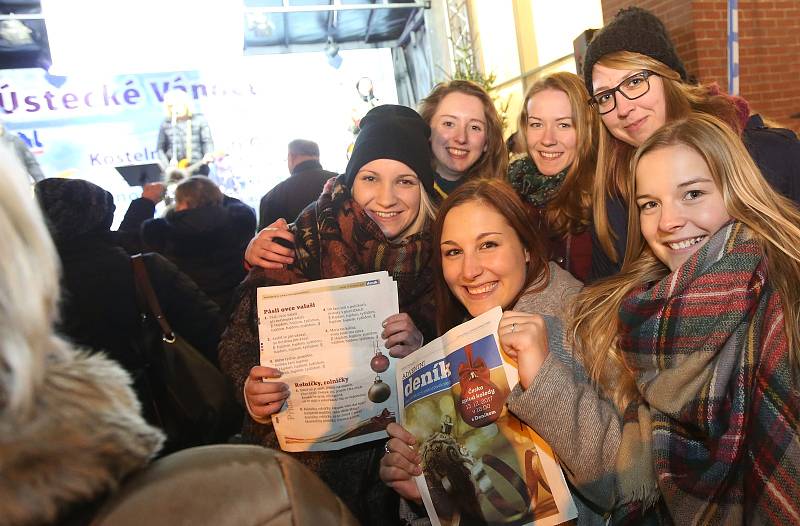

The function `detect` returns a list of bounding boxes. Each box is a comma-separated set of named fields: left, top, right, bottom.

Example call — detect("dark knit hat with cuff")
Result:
left=344, top=104, right=435, bottom=197
left=583, top=6, right=687, bottom=94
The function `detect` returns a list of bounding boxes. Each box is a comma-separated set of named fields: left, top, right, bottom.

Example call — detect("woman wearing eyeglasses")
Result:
left=585, top=6, right=800, bottom=279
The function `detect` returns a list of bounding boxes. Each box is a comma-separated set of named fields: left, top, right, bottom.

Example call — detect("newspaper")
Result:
left=396, top=307, right=577, bottom=526
left=257, top=271, right=399, bottom=452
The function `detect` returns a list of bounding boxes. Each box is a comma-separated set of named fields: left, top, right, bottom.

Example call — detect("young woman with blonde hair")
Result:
left=510, top=71, right=598, bottom=280
left=509, top=112, right=800, bottom=523
left=585, top=6, right=800, bottom=278
left=219, top=105, right=439, bottom=525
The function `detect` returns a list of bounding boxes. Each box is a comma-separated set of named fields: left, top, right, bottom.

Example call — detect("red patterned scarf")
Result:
left=618, top=221, right=800, bottom=524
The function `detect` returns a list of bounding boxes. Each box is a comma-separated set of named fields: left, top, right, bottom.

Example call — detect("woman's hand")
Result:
left=379, top=422, right=423, bottom=504
left=382, top=313, right=424, bottom=358
left=245, top=218, right=295, bottom=270
left=499, top=311, right=549, bottom=390
left=244, top=366, right=289, bottom=419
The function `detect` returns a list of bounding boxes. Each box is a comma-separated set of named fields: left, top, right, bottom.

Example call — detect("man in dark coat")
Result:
left=257, top=139, right=336, bottom=230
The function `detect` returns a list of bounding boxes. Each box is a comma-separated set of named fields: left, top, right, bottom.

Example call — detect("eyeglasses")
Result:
left=588, top=71, right=658, bottom=115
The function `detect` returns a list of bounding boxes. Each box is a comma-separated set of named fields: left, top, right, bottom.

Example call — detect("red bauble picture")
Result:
left=457, top=344, right=502, bottom=428
left=370, top=350, right=390, bottom=373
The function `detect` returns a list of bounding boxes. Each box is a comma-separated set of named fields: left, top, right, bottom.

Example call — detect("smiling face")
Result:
left=593, top=63, right=667, bottom=147
left=440, top=201, right=529, bottom=317
left=351, top=158, right=421, bottom=241
left=429, top=92, right=488, bottom=181
left=525, top=88, right=577, bottom=176
left=635, top=144, right=731, bottom=271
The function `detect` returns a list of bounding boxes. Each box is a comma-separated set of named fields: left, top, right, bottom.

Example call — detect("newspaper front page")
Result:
left=257, top=271, right=400, bottom=452
left=396, top=307, right=577, bottom=526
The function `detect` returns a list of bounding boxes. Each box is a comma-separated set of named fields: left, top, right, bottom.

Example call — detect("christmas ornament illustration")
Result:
left=457, top=344, right=502, bottom=428
left=368, top=375, right=391, bottom=403
left=367, top=339, right=391, bottom=403
left=370, top=345, right=390, bottom=373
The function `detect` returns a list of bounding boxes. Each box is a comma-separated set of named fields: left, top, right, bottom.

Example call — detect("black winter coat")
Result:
left=56, top=234, right=223, bottom=370
left=141, top=201, right=256, bottom=313
left=590, top=114, right=800, bottom=281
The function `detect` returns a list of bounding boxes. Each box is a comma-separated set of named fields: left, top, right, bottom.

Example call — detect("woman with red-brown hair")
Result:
left=379, top=177, right=608, bottom=525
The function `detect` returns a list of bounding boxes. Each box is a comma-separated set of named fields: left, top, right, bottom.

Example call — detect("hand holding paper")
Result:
left=380, top=422, right=423, bottom=504
left=244, top=366, right=289, bottom=419
left=382, top=313, right=424, bottom=358
left=498, top=311, right=550, bottom=391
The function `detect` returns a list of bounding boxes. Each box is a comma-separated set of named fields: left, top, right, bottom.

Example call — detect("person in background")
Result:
left=34, top=177, right=223, bottom=407
left=0, top=148, right=164, bottom=526
left=141, top=176, right=255, bottom=313
left=509, top=72, right=598, bottom=281
left=0, top=118, right=44, bottom=183
left=584, top=6, right=800, bottom=279
left=219, top=104, right=438, bottom=525
left=257, top=139, right=336, bottom=231
left=156, top=89, right=215, bottom=177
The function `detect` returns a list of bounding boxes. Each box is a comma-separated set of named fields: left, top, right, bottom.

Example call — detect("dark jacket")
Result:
left=156, top=113, right=214, bottom=169
left=56, top=234, right=223, bottom=370
left=258, top=159, right=336, bottom=230
left=590, top=114, right=800, bottom=281
left=142, top=201, right=256, bottom=313
left=116, top=197, right=157, bottom=254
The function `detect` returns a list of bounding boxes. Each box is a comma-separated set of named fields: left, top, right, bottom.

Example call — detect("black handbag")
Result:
left=131, top=254, right=241, bottom=453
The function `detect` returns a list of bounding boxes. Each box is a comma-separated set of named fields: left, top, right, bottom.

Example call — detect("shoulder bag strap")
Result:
left=131, top=254, right=176, bottom=343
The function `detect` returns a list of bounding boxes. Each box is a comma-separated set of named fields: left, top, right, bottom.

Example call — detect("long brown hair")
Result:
left=574, top=112, right=800, bottom=410
left=517, top=72, right=597, bottom=236
left=432, top=178, right=549, bottom=334
left=591, top=51, right=741, bottom=263
left=419, top=80, right=508, bottom=181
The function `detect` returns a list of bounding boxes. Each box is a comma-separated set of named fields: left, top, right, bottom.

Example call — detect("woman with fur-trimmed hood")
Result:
left=0, top=151, right=164, bottom=526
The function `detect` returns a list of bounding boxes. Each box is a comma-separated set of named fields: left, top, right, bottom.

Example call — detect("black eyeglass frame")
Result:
left=587, top=70, right=659, bottom=115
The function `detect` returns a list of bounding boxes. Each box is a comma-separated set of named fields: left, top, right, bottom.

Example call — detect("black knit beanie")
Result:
left=344, top=104, right=435, bottom=197
left=583, top=7, right=687, bottom=94
left=35, top=178, right=116, bottom=244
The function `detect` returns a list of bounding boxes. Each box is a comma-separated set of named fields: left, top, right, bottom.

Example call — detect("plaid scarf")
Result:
left=243, top=175, right=436, bottom=341
left=617, top=221, right=800, bottom=524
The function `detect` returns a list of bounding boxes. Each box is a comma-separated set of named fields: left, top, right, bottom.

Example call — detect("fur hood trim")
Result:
left=0, top=346, right=164, bottom=526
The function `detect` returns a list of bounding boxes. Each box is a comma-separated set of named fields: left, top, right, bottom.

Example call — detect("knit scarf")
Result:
left=243, top=175, right=436, bottom=341
left=617, top=221, right=800, bottom=524
left=507, top=155, right=567, bottom=208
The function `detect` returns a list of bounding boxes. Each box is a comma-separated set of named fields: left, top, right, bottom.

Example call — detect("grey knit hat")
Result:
left=583, top=7, right=687, bottom=93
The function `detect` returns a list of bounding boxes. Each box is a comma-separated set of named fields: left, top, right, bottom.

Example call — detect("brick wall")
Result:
left=600, top=0, right=800, bottom=132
